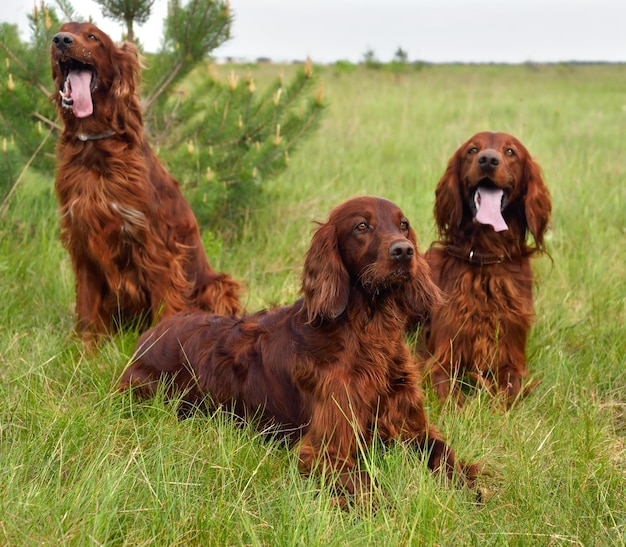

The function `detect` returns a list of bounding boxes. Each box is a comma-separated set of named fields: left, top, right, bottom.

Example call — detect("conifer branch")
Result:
left=0, top=41, right=50, bottom=98
left=1, top=129, right=53, bottom=217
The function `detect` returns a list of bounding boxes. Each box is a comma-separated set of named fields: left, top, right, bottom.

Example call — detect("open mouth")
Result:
left=57, top=59, right=97, bottom=118
left=471, top=179, right=509, bottom=232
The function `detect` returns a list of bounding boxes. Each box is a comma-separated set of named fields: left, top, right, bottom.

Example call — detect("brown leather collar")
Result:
left=76, top=129, right=116, bottom=141
left=445, top=245, right=505, bottom=265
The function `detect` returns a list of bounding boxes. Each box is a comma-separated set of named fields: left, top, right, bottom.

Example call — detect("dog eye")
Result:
left=87, top=33, right=98, bottom=41
left=399, top=221, right=409, bottom=233
left=505, top=147, right=515, bottom=156
left=468, top=147, right=478, bottom=155
left=354, top=222, right=369, bottom=233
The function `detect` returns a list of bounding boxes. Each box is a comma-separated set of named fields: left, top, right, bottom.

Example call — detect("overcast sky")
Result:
left=2, top=0, right=625, bottom=64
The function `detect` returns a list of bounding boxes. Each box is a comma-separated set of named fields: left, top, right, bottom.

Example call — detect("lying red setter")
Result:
left=50, top=22, right=241, bottom=342
left=423, top=132, right=551, bottom=407
left=120, top=196, right=478, bottom=499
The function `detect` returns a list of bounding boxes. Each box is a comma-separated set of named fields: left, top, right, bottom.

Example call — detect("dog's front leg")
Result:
left=74, top=262, right=107, bottom=345
left=377, top=382, right=478, bottom=489
left=296, top=387, right=373, bottom=500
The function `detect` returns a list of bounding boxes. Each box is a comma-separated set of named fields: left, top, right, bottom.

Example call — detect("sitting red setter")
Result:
left=119, top=196, right=478, bottom=499
left=50, top=22, right=241, bottom=343
left=423, top=132, right=551, bottom=407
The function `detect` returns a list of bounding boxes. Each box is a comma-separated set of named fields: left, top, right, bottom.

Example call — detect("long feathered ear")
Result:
left=434, top=153, right=464, bottom=237
left=401, top=228, right=444, bottom=327
left=523, top=155, right=552, bottom=249
left=110, top=42, right=142, bottom=100
left=301, top=221, right=350, bottom=322
left=108, top=41, right=144, bottom=141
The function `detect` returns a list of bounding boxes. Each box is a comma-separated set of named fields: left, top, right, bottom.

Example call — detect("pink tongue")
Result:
left=68, top=70, right=93, bottom=118
left=475, top=186, right=508, bottom=232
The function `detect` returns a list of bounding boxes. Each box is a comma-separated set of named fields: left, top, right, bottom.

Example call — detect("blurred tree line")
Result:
left=0, top=0, right=325, bottom=229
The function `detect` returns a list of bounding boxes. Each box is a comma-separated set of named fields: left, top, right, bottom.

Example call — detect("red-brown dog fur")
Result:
left=423, top=132, right=551, bottom=407
left=50, top=22, right=241, bottom=343
left=120, top=196, right=479, bottom=498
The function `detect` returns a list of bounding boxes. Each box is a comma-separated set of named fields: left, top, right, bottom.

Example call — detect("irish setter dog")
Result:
left=423, top=132, right=551, bottom=407
left=119, top=196, right=478, bottom=499
left=50, top=22, right=241, bottom=343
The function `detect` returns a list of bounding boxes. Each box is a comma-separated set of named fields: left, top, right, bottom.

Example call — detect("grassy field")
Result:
left=1, top=63, right=625, bottom=545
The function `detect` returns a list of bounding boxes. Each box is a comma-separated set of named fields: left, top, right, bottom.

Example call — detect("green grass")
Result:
left=1, top=63, right=625, bottom=545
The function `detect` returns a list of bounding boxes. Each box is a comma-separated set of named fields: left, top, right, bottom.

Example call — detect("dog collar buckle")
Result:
left=76, top=130, right=116, bottom=141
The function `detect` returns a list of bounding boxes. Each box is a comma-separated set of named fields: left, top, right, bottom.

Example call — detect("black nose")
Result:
left=52, top=33, right=74, bottom=51
left=389, top=240, right=414, bottom=262
left=477, top=150, right=500, bottom=171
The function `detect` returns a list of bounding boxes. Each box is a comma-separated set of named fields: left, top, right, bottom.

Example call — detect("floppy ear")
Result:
left=523, top=155, right=552, bottom=249
left=402, top=228, right=444, bottom=327
left=108, top=41, right=143, bottom=140
left=112, top=42, right=141, bottom=100
left=434, top=152, right=464, bottom=237
left=301, top=221, right=350, bottom=322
